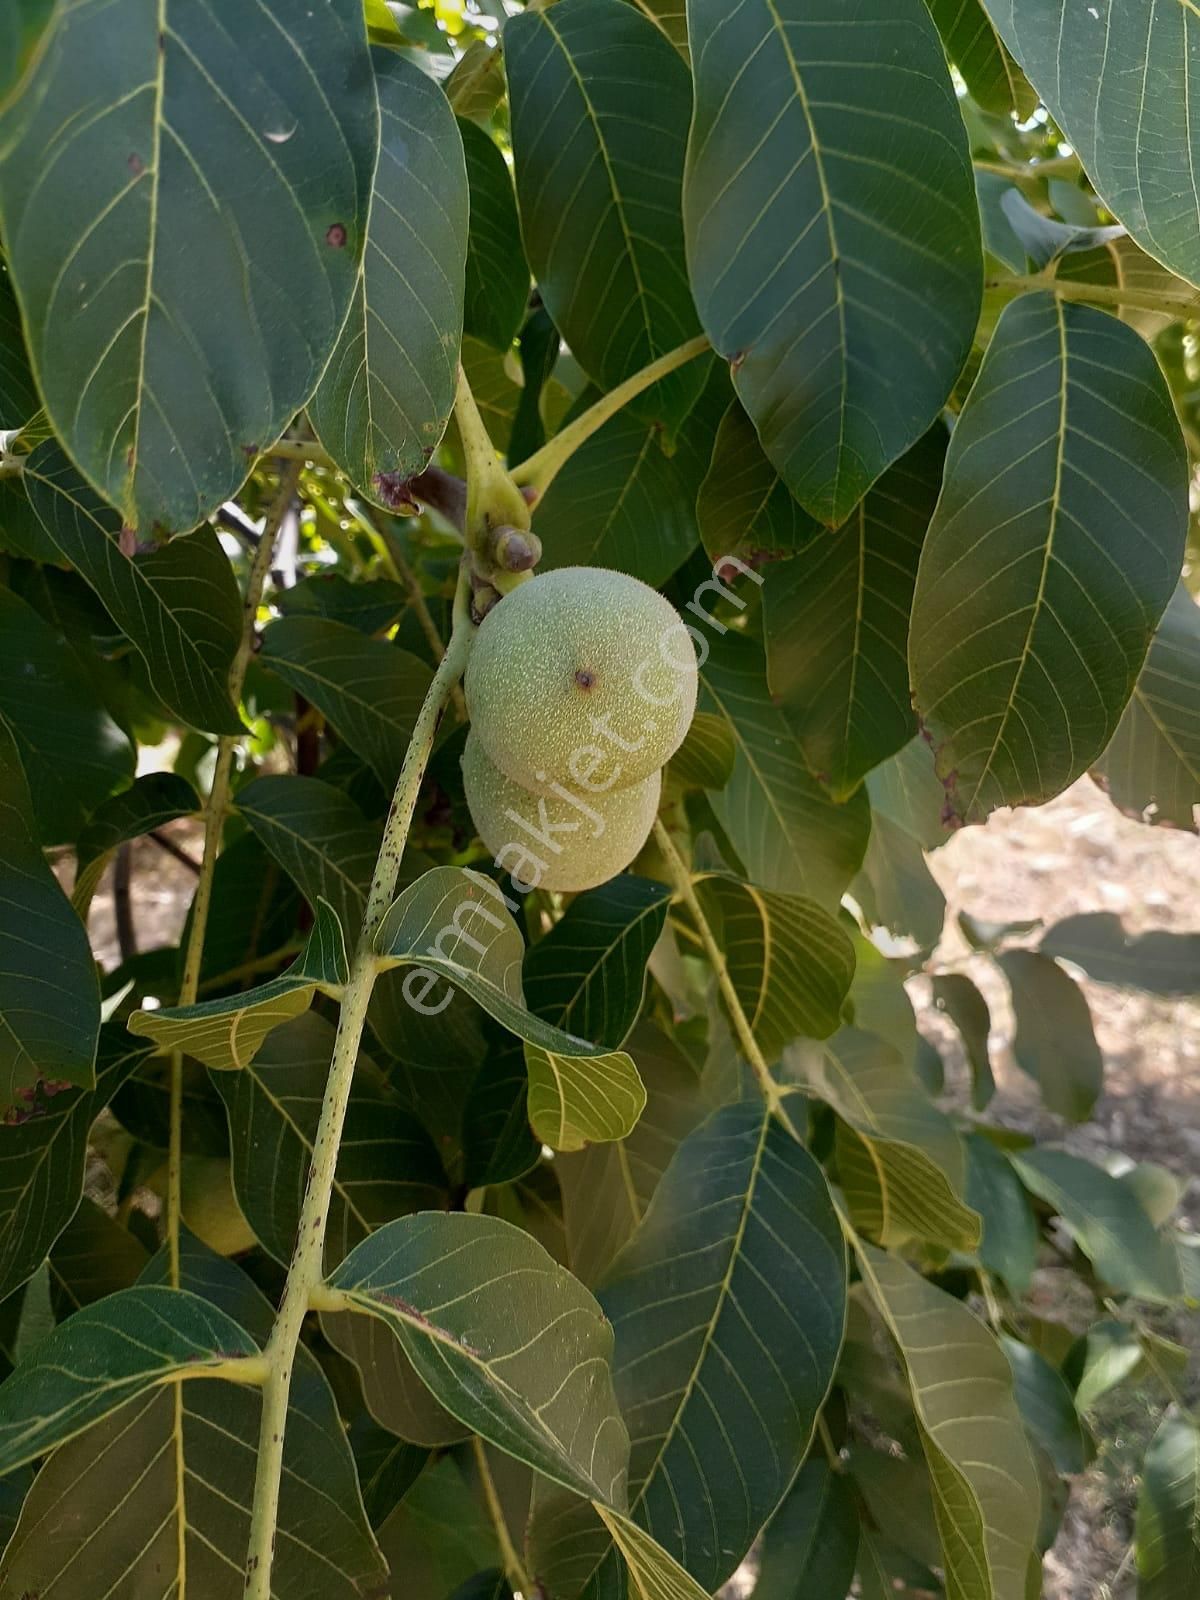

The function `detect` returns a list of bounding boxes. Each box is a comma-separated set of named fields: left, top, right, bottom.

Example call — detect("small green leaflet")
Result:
left=261, top=615, right=434, bottom=789
left=997, top=950, right=1102, bottom=1122
left=1039, top=912, right=1200, bottom=998
left=0, top=1027, right=149, bottom=1302
left=0, top=722, right=99, bottom=1111
left=310, top=48, right=467, bottom=505
left=128, top=898, right=349, bottom=1071
left=594, top=1507, right=710, bottom=1600
left=856, top=1242, right=1041, bottom=1600
left=924, top=0, right=1033, bottom=119
left=752, top=1459, right=860, bottom=1600
left=72, top=771, right=199, bottom=915
left=965, top=1135, right=1037, bottom=1297
left=326, top=1211, right=631, bottom=1505
left=909, top=294, right=1188, bottom=822
left=0, top=1285, right=258, bottom=1474
left=1001, top=1337, right=1091, bottom=1478
left=236, top=774, right=380, bottom=935
left=0, top=0, right=377, bottom=531
left=684, top=0, right=980, bottom=524
left=374, top=866, right=646, bottom=1151
left=460, top=117, right=529, bottom=352
left=1135, top=1413, right=1200, bottom=1600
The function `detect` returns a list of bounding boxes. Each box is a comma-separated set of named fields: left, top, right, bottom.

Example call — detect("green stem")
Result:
left=472, top=1435, right=532, bottom=1595
left=973, top=155, right=1081, bottom=181
left=455, top=363, right=531, bottom=560
left=243, top=574, right=474, bottom=1600
left=988, top=271, right=1199, bottom=317
left=366, top=506, right=468, bottom=720
left=512, top=333, right=711, bottom=499
left=652, top=818, right=800, bottom=1139
left=167, top=461, right=300, bottom=1286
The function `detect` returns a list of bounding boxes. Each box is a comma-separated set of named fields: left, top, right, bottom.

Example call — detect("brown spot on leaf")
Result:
left=128, top=152, right=144, bottom=174
left=372, top=471, right=419, bottom=514
left=325, top=223, right=347, bottom=248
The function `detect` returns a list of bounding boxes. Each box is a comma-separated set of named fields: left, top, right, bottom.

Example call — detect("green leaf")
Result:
left=20, top=442, right=243, bottom=733
left=0, top=1231, right=385, bottom=1599
left=461, top=1038, right=541, bottom=1189
left=909, top=294, right=1189, bottom=821
left=0, top=260, right=39, bottom=425
left=997, top=949, right=1102, bottom=1122
left=236, top=773, right=380, bottom=935
left=375, top=1456, right=497, bottom=1593
left=460, top=118, right=529, bottom=352
left=556, top=1019, right=706, bottom=1286
left=350, top=1417, right=428, bottom=1529
left=327, top=1211, right=630, bottom=1504
left=982, top=0, right=1200, bottom=288
left=1040, top=912, right=1200, bottom=998
left=541, top=1099, right=847, bottom=1595
left=667, top=710, right=735, bottom=791
left=699, top=630, right=871, bottom=906
left=0, top=1027, right=149, bottom=1302
left=998, top=189, right=1124, bottom=273
left=594, top=1507, right=711, bottom=1600
left=1135, top=1413, right=1200, bottom=1600
left=0, top=583, right=132, bottom=844
left=0, top=723, right=99, bottom=1111
left=684, top=0, right=980, bottom=524
left=523, top=876, right=671, bottom=1050
left=374, top=866, right=646, bottom=1151
left=277, top=571, right=408, bottom=635
left=856, top=1242, right=1042, bottom=1600
left=261, top=615, right=434, bottom=789
left=72, top=770, right=198, bottom=916
left=852, top=809, right=946, bottom=950
left=0, top=0, right=55, bottom=111
left=753, top=1459, right=860, bottom=1600
left=697, top=400, right=819, bottom=564
left=788, top=1026, right=980, bottom=1251
left=1012, top=1147, right=1183, bottom=1303
left=48, top=1197, right=149, bottom=1317
left=310, top=48, right=466, bottom=504
left=1094, top=584, right=1200, bottom=831
left=0, top=0, right=377, bottom=532
left=924, top=0, right=1032, bottom=118
left=446, top=38, right=506, bottom=123
left=694, top=874, right=857, bottom=1057
left=931, top=973, right=996, bottom=1111
left=0, top=1285, right=258, bottom=1473
left=866, top=736, right=951, bottom=851
left=505, top=0, right=703, bottom=433
left=966, top=1133, right=1038, bottom=1297
left=128, top=898, right=349, bottom=1071
left=764, top=426, right=947, bottom=797
left=214, top=1011, right=446, bottom=1268
left=1001, top=1336, right=1091, bottom=1477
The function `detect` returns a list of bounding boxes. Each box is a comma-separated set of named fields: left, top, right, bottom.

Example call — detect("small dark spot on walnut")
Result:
left=574, top=669, right=596, bottom=691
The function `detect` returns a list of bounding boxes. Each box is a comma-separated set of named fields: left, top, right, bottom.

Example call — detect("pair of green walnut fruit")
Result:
left=462, top=567, right=698, bottom=891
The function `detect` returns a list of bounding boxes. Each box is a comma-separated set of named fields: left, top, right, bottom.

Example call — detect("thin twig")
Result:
left=148, top=829, right=201, bottom=874
left=472, top=1435, right=532, bottom=1594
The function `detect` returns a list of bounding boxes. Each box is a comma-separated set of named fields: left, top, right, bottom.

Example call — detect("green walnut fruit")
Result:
left=462, top=730, right=660, bottom=893
left=464, top=566, right=697, bottom=796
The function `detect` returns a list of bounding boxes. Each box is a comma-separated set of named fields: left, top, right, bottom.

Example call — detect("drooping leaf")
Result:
left=0, top=1285, right=258, bottom=1473
left=0, top=0, right=377, bottom=532
left=20, top=443, right=243, bottom=733
left=374, top=866, right=646, bottom=1151
left=1094, top=584, right=1200, bottom=831
left=851, top=1448, right=942, bottom=1574
left=699, top=630, right=870, bottom=906
left=310, top=48, right=466, bottom=504
left=524, top=876, right=672, bottom=1050
left=505, top=0, right=703, bottom=433
left=556, top=1019, right=706, bottom=1286
left=966, top=1133, right=1038, bottom=1297
left=693, top=874, right=857, bottom=1058
left=909, top=294, right=1189, bottom=822
left=997, top=949, right=1102, bottom=1123
left=538, top=1099, right=847, bottom=1595
left=788, top=1027, right=980, bottom=1251
left=236, top=773, right=380, bottom=935
left=1040, top=912, right=1200, bottom=998
left=1001, top=1336, right=1091, bottom=1477
left=931, top=972, right=996, bottom=1111
left=214, top=1011, right=446, bottom=1269
left=460, top=118, right=529, bottom=352
left=684, top=0, right=980, bottom=524
left=72, top=770, right=198, bottom=915
left=327, top=1211, right=630, bottom=1505
left=1135, top=1413, right=1200, bottom=1600
left=446, top=37, right=506, bottom=123
left=0, top=723, right=100, bottom=1112
left=128, top=898, right=349, bottom=1071
left=0, top=1027, right=149, bottom=1302
left=856, top=1242, right=1042, bottom=1600
left=925, top=0, right=1033, bottom=118
left=594, top=1507, right=711, bottom=1600
left=852, top=809, right=946, bottom=950
left=1012, top=1147, right=1183, bottom=1304
left=981, top=0, right=1200, bottom=288
left=261, top=616, right=434, bottom=789
left=0, top=1231, right=386, bottom=1599
left=764, top=425, right=947, bottom=798
left=0, top=583, right=132, bottom=844
left=753, top=1459, right=860, bottom=1600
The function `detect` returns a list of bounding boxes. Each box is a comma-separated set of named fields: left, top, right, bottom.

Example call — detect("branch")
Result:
left=987, top=271, right=1199, bottom=317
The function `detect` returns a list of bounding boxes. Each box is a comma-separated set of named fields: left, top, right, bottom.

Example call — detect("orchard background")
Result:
left=0, top=3, right=1198, bottom=1600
